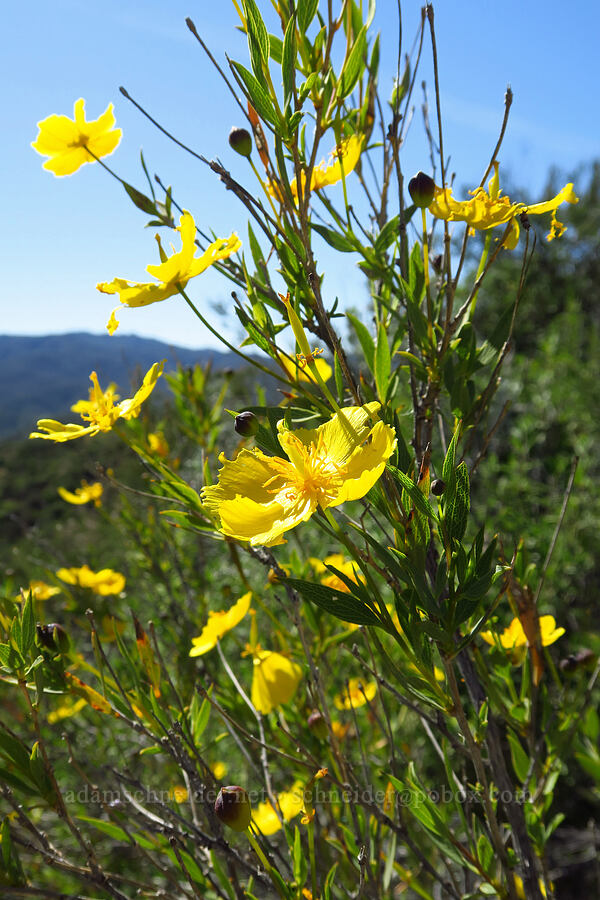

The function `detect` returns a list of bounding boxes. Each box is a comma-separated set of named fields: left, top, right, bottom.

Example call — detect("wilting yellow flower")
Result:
left=334, top=678, right=377, bottom=710
left=280, top=353, right=333, bottom=384
left=481, top=615, right=565, bottom=658
left=97, top=212, right=241, bottom=334
left=17, top=580, right=61, bottom=602
left=270, top=135, right=364, bottom=202
left=202, top=403, right=396, bottom=547
left=309, top=554, right=365, bottom=593
left=56, top=565, right=126, bottom=596
left=429, top=162, right=578, bottom=249
left=251, top=650, right=303, bottom=714
left=253, top=781, right=304, bottom=835
left=189, top=592, right=252, bottom=657
left=29, top=361, right=164, bottom=442
left=58, top=480, right=103, bottom=507
left=32, top=98, right=122, bottom=176
left=47, top=696, right=88, bottom=724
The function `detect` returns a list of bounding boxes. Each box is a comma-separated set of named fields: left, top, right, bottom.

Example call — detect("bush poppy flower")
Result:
left=29, top=361, right=164, bottom=442
left=56, top=565, right=125, bottom=596
left=202, top=402, right=396, bottom=546
left=428, top=162, right=578, bottom=249
left=32, top=98, right=122, bottom=176
left=334, top=678, right=377, bottom=710
left=252, top=782, right=304, bottom=835
left=97, top=212, right=241, bottom=334
left=481, top=614, right=565, bottom=665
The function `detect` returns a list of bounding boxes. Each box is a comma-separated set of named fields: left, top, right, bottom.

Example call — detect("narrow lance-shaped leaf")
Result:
left=338, top=25, right=367, bottom=99
left=281, top=15, right=297, bottom=108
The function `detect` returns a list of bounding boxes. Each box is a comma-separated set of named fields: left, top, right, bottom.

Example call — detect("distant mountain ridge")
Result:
left=0, top=333, right=249, bottom=440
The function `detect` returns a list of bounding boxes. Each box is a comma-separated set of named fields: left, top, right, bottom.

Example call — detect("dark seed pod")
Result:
left=431, top=478, right=446, bottom=496
left=235, top=411, right=259, bottom=437
left=214, top=786, right=252, bottom=832
left=408, top=171, right=436, bottom=208
left=228, top=127, right=252, bottom=158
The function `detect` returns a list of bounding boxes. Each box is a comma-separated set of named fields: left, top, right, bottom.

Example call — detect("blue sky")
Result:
left=6, top=0, right=600, bottom=349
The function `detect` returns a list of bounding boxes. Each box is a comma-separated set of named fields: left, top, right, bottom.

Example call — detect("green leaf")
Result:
left=374, top=321, right=391, bottom=400
left=445, top=460, right=470, bottom=543
left=311, top=222, right=360, bottom=252
left=269, top=34, right=283, bottom=64
left=323, top=862, right=338, bottom=900
left=285, top=578, right=382, bottom=627
left=388, top=466, right=436, bottom=520
left=243, top=0, right=270, bottom=66
left=189, top=690, right=211, bottom=744
left=78, top=816, right=132, bottom=843
left=338, top=25, right=367, bottom=98
left=347, top=312, right=375, bottom=372
left=442, top=423, right=460, bottom=486
left=231, top=62, right=278, bottom=127
left=298, top=0, right=319, bottom=33
left=374, top=215, right=399, bottom=253
left=21, top=593, right=35, bottom=655
left=123, top=181, right=157, bottom=216
left=507, top=731, right=530, bottom=783
left=281, top=15, right=297, bottom=107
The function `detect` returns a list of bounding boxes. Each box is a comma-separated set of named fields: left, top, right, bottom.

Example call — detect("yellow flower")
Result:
left=270, top=135, right=364, bottom=202
left=253, top=781, right=304, bottom=835
left=251, top=650, right=303, bottom=714
left=58, top=480, right=103, bottom=507
left=334, top=677, right=377, bottom=710
left=202, top=402, right=396, bottom=547
left=56, top=565, right=126, bottom=596
left=29, top=361, right=164, bottom=442
left=309, top=553, right=365, bottom=593
left=148, top=431, right=170, bottom=458
left=189, top=592, right=252, bottom=657
left=481, top=615, right=565, bottom=656
left=17, top=581, right=61, bottom=602
left=47, top=697, right=88, bottom=724
left=170, top=785, right=188, bottom=804
left=428, top=162, right=578, bottom=249
left=32, top=98, right=122, bottom=176
left=96, top=212, right=241, bottom=334
left=280, top=354, right=333, bottom=384
left=211, top=761, right=228, bottom=780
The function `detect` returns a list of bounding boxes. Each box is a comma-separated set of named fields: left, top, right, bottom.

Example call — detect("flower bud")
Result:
left=229, top=127, right=252, bottom=158
left=214, top=786, right=252, bottom=832
left=235, top=411, right=259, bottom=437
left=431, top=478, right=446, bottom=496
left=307, top=710, right=328, bottom=740
left=408, top=171, right=435, bottom=208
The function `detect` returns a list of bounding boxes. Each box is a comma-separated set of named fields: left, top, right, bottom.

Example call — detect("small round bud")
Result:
left=431, top=479, right=446, bottom=496
left=214, top=786, right=252, bottom=832
left=235, top=411, right=259, bottom=437
left=408, top=171, right=435, bottom=208
left=307, top=710, right=328, bottom=740
left=229, top=127, right=252, bottom=158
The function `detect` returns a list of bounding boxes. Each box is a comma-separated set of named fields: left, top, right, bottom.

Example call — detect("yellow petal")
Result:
left=189, top=592, right=252, bottom=656
left=146, top=212, right=197, bottom=283
left=334, top=678, right=377, bottom=710
left=97, top=277, right=179, bottom=309
left=251, top=651, right=303, bottom=713
left=526, top=183, right=578, bottom=216
left=333, top=420, right=397, bottom=504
